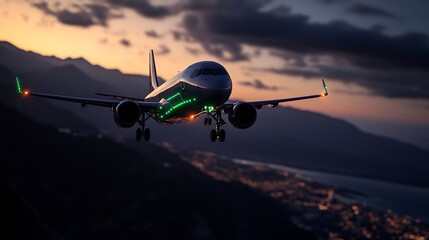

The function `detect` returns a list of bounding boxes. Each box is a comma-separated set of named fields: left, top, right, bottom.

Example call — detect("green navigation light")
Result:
left=204, top=105, right=214, bottom=112
left=166, top=92, right=181, bottom=101
left=16, top=77, right=22, bottom=94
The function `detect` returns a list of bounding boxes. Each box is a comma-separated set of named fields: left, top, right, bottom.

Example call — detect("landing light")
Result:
left=23, top=91, right=29, bottom=95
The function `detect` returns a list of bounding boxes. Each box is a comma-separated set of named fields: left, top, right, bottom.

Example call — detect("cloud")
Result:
left=183, top=4, right=429, bottom=69
left=185, top=46, right=202, bottom=56
left=145, top=29, right=162, bottom=38
left=171, top=30, right=194, bottom=42
left=316, top=0, right=344, bottom=4
left=252, top=64, right=429, bottom=99
left=182, top=14, right=249, bottom=62
left=239, top=79, right=279, bottom=91
left=106, top=0, right=176, bottom=19
left=119, top=38, right=131, bottom=47
left=99, top=37, right=108, bottom=44
left=347, top=4, right=397, bottom=19
left=179, top=0, right=429, bottom=98
left=157, top=44, right=170, bottom=55
left=31, top=1, right=122, bottom=27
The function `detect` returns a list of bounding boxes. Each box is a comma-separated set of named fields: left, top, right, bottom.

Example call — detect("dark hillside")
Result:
left=0, top=103, right=313, bottom=240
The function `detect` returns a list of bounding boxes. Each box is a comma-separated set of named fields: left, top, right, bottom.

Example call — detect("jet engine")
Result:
left=114, top=101, right=141, bottom=128
left=228, top=102, right=257, bottom=129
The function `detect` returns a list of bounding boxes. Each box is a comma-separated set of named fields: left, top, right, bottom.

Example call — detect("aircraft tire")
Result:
left=208, top=118, right=212, bottom=125
left=204, top=118, right=208, bottom=125
left=210, top=129, right=217, bottom=142
left=143, top=128, right=150, bottom=141
left=219, top=129, right=225, bottom=142
left=136, top=128, right=143, bottom=141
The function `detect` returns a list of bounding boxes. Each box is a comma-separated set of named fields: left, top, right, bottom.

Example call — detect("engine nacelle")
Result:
left=228, top=102, right=257, bottom=129
left=114, top=101, right=141, bottom=128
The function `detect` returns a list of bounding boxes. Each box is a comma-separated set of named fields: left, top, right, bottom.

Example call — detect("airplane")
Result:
left=16, top=50, right=328, bottom=142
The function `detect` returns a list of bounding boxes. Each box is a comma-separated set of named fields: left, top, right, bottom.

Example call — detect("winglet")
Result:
left=15, top=77, right=30, bottom=96
left=149, top=50, right=159, bottom=91
left=322, top=79, right=328, bottom=96
left=15, top=76, right=22, bottom=94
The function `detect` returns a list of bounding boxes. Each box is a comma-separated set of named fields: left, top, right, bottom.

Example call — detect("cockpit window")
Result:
left=201, top=68, right=228, bottom=76
left=202, top=68, right=216, bottom=75
left=190, top=69, right=199, bottom=78
left=196, top=69, right=202, bottom=77
left=216, top=68, right=228, bottom=75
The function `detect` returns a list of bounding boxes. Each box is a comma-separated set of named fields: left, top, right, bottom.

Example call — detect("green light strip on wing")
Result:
left=16, top=77, right=22, bottom=94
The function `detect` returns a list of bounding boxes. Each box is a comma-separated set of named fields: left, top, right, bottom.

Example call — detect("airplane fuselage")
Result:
left=145, top=61, right=232, bottom=123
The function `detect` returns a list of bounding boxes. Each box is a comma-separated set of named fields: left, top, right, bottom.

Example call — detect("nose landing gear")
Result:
left=207, top=110, right=226, bottom=142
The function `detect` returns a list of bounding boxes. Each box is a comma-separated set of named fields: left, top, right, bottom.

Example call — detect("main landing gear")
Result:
left=136, top=113, right=151, bottom=142
left=206, top=110, right=226, bottom=142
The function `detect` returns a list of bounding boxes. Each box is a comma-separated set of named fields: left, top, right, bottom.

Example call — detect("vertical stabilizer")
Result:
left=149, top=50, right=159, bottom=91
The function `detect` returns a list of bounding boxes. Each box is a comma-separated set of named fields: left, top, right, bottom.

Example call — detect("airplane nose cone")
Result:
left=200, top=75, right=232, bottom=106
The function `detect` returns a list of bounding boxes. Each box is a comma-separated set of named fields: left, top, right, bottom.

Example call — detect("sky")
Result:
left=1, top=0, right=429, bottom=149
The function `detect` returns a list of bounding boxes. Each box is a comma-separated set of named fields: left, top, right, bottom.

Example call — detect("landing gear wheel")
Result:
left=136, top=128, right=143, bottom=141
left=143, top=128, right=151, bottom=141
left=204, top=118, right=208, bottom=125
left=210, top=129, right=217, bottom=142
left=208, top=118, right=212, bottom=125
left=218, top=129, right=226, bottom=142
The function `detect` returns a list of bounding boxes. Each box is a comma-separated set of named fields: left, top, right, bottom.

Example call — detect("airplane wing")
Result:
left=25, top=91, right=161, bottom=111
left=95, top=92, right=146, bottom=102
left=220, top=79, right=328, bottom=110
left=16, top=78, right=161, bottom=111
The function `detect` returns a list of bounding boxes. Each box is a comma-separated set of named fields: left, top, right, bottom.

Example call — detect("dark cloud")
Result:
left=252, top=64, right=429, bottom=99
left=182, top=14, right=249, bottom=62
left=347, top=4, right=397, bottom=19
left=185, top=46, right=202, bottom=56
left=171, top=30, right=195, bottom=42
left=180, top=0, right=429, bottom=98
left=316, top=0, right=344, bottom=4
left=157, top=45, right=170, bottom=55
left=119, top=38, right=131, bottom=47
left=106, top=0, right=175, bottom=19
left=145, top=29, right=161, bottom=38
left=85, top=3, right=123, bottom=26
left=239, top=79, right=279, bottom=91
left=270, top=50, right=308, bottom=67
left=32, top=1, right=122, bottom=27
left=183, top=6, right=429, bottom=69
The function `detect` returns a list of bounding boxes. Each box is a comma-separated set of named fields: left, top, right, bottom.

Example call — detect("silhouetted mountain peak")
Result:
left=0, top=41, right=19, bottom=50
left=64, top=57, right=91, bottom=66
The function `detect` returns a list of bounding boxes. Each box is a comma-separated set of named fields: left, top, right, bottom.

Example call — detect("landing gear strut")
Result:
left=136, top=113, right=151, bottom=142
left=207, top=110, right=226, bottom=142
left=204, top=117, right=212, bottom=125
